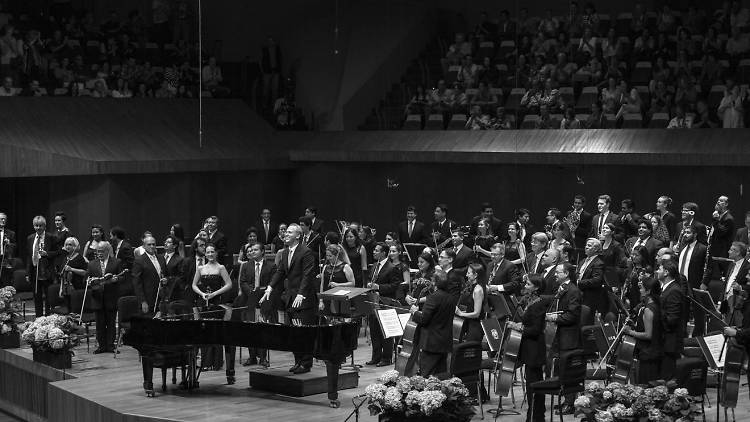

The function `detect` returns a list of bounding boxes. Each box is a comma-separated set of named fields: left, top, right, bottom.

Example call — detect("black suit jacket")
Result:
left=735, top=227, right=750, bottom=245
left=488, top=259, right=522, bottom=295
left=411, top=288, right=459, bottom=354
left=519, top=297, right=547, bottom=367
left=568, top=209, right=593, bottom=249
left=86, top=257, right=123, bottom=309
left=113, top=240, right=134, bottom=269
left=302, top=231, right=323, bottom=263
left=311, top=217, right=325, bottom=234
left=660, top=279, right=686, bottom=354
left=711, top=211, right=735, bottom=259
left=552, top=281, right=583, bottom=351
left=239, top=259, right=278, bottom=315
left=624, top=236, right=663, bottom=262
left=720, top=259, right=750, bottom=310
left=0, top=228, right=16, bottom=258
left=577, top=256, right=606, bottom=315
left=541, top=265, right=559, bottom=296
left=26, top=232, right=60, bottom=281
left=590, top=212, right=619, bottom=238
left=615, top=212, right=641, bottom=243
left=270, top=243, right=317, bottom=310
left=162, top=253, right=186, bottom=301
left=452, top=245, right=473, bottom=274
left=678, top=242, right=708, bottom=288
left=674, top=219, right=708, bottom=245
left=132, top=253, right=167, bottom=311
left=430, top=219, right=456, bottom=249
left=661, top=211, right=678, bottom=241
left=208, top=230, right=228, bottom=265
left=256, top=220, right=278, bottom=246
left=397, top=220, right=427, bottom=244
left=368, top=260, right=402, bottom=299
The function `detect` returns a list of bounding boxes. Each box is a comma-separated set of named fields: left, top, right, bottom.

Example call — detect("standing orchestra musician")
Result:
left=86, top=241, right=123, bottom=353
left=52, top=212, right=72, bottom=269
left=430, top=203, right=455, bottom=251
left=405, top=252, right=436, bottom=309
left=710, top=195, right=735, bottom=277
left=657, top=259, right=687, bottom=380
left=599, top=223, right=627, bottom=305
left=56, top=237, right=87, bottom=312
left=539, top=248, right=561, bottom=296
left=365, top=242, right=402, bottom=367
left=516, top=208, right=533, bottom=252
left=450, top=228, right=472, bottom=275
left=256, top=208, right=277, bottom=247
left=472, top=218, right=496, bottom=267
left=398, top=205, right=427, bottom=245
left=616, top=199, right=641, bottom=243
left=299, top=216, right=322, bottom=266
left=673, top=202, right=707, bottom=249
left=342, top=228, right=367, bottom=288
left=27, top=216, right=59, bottom=317
left=505, top=222, right=526, bottom=270
left=82, top=224, right=107, bottom=262
left=204, top=216, right=228, bottom=266
left=409, top=269, right=459, bottom=376
left=486, top=242, right=522, bottom=296
left=577, top=238, right=606, bottom=324
left=132, top=235, right=167, bottom=315
left=526, top=233, right=549, bottom=275
left=0, top=212, right=16, bottom=287
left=678, top=224, right=708, bottom=336
left=237, top=242, right=277, bottom=367
left=469, top=202, right=504, bottom=241
left=305, top=206, right=325, bottom=234
left=567, top=195, right=593, bottom=262
left=718, top=242, right=749, bottom=326
left=455, top=262, right=486, bottom=342
left=623, top=274, right=663, bottom=385
left=654, top=196, right=678, bottom=242
left=508, top=273, right=547, bottom=422
left=160, top=235, right=188, bottom=316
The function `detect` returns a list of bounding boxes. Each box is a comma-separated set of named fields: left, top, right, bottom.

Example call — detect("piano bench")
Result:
left=148, top=350, right=195, bottom=391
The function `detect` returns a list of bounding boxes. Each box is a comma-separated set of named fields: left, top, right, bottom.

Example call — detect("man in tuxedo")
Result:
left=486, top=242, right=522, bottom=296
left=205, top=216, right=228, bottom=265
left=616, top=199, right=641, bottom=243
left=547, top=262, right=582, bottom=414
left=132, top=235, right=167, bottom=315
left=590, top=194, right=619, bottom=238
left=86, top=242, right=124, bottom=353
left=678, top=225, right=708, bottom=336
left=526, top=232, right=549, bottom=275
left=516, top=208, right=533, bottom=251
left=299, top=216, right=323, bottom=265
left=26, top=216, right=60, bottom=316
left=0, top=212, right=16, bottom=287
left=624, top=219, right=663, bottom=262
left=305, top=206, right=325, bottom=234
left=709, top=195, right=735, bottom=276
left=110, top=226, right=134, bottom=296
left=365, top=242, right=402, bottom=366
left=256, top=208, right=277, bottom=247
left=734, top=211, right=750, bottom=244
left=568, top=195, right=593, bottom=262
left=397, top=205, right=427, bottom=244
left=262, top=223, right=318, bottom=374
left=238, top=242, right=277, bottom=366
left=450, top=228, right=473, bottom=274
left=577, top=238, right=606, bottom=323
left=657, top=260, right=687, bottom=380
left=160, top=235, right=188, bottom=315
left=469, top=202, right=504, bottom=241
left=719, top=242, right=750, bottom=326
left=409, top=270, right=459, bottom=376
left=430, top=203, right=456, bottom=251
left=673, top=202, right=707, bottom=248
left=539, top=248, right=561, bottom=296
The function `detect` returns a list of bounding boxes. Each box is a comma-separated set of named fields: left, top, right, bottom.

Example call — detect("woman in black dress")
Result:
left=318, top=245, right=356, bottom=315
left=599, top=222, right=627, bottom=320
left=82, top=224, right=107, bottom=262
left=55, top=237, right=87, bottom=312
left=472, top=218, right=497, bottom=267
left=454, top=262, right=487, bottom=342
left=505, top=222, right=527, bottom=272
left=623, top=246, right=652, bottom=310
left=191, top=244, right=234, bottom=382
left=405, top=252, right=436, bottom=309
left=169, top=223, right=186, bottom=258
left=342, top=228, right=368, bottom=288
left=508, top=273, right=547, bottom=422
left=389, top=243, right=411, bottom=302
left=623, top=276, right=662, bottom=384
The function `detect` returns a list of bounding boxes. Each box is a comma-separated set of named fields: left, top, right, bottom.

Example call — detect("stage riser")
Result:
left=249, top=368, right=358, bottom=397
left=0, top=348, right=70, bottom=422
left=47, top=383, right=172, bottom=422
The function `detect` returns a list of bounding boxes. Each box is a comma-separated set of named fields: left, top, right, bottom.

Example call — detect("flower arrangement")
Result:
left=0, top=286, right=22, bottom=335
left=21, top=314, right=80, bottom=354
left=575, top=381, right=701, bottom=422
left=364, top=370, right=475, bottom=422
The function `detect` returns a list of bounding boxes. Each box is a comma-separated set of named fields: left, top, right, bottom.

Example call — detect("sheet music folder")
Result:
left=319, top=286, right=372, bottom=317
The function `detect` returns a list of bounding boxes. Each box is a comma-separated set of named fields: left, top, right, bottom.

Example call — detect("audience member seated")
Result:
left=20, top=79, right=44, bottom=96
left=465, top=104, right=490, bottom=130
left=718, top=84, right=746, bottom=128
left=0, top=76, right=15, bottom=96
left=667, top=104, right=692, bottom=128
left=585, top=101, right=607, bottom=128
left=202, top=56, right=230, bottom=97
left=469, top=81, right=499, bottom=113
left=489, top=106, right=513, bottom=129
left=560, top=106, right=581, bottom=129
left=535, top=104, right=554, bottom=129
left=693, top=100, right=720, bottom=128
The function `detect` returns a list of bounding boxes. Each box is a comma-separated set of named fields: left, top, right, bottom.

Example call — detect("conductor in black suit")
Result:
left=366, top=242, right=402, bottom=366
left=262, top=223, right=318, bottom=374
left=409, top=269, right=459, bottom=376
left=26, top=216, right=60, bottom=316
left=132, top=235, right=167, bottom=315
left=397, top=205, right=427, bottom=244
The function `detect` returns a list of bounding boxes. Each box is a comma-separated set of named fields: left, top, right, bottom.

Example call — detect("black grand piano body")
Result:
left=123, top=317, right=359, bottom=397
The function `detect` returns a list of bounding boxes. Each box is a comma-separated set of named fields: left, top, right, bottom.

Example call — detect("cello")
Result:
left=610, top=334, right=636, bottom=384
left=496, top=323, right=522, bottom=397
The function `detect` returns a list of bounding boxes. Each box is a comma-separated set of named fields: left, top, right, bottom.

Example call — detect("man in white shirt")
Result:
left=132, top=235, right=167, bottom=315
left=719, top=242, right=749, bottom=325
left=656, top=260, right=686, bottom=379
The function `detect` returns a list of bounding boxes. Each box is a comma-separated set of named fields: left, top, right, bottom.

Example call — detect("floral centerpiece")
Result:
left=0, top=286, right=23, bottom=348
left=363, top=370, right=475, bottom=422
left=574, top=381, right=701, bottom=422
left=21, top=314, right=80, bottom=369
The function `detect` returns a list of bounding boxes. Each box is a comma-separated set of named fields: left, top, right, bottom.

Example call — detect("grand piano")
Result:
left=123, top=317, right=359, bottom=403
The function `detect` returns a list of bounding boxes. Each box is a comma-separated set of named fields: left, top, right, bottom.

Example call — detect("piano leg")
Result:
left=225, top=345, right=236, bottom=385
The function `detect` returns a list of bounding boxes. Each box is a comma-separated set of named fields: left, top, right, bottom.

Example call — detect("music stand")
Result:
left=403, top=243, right=427, bottom=269
left=481, top=318, right=519, bottom=418
left=486, top=293, right=512, bottom=321
left=692, top=288, right=723, bottom=334
left=319, top=286, right=372, bottom=370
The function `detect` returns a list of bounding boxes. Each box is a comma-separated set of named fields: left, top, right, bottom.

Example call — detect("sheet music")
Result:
left=703, top=333, right=727, bottom=368
left=377, top=309, right=404, bottom=338
left=333, top=289, right=350, bottom=296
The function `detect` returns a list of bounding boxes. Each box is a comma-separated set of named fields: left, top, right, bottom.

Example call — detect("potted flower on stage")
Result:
left=0, top=286, right=22, bottom=349
left=363, top=370, right=475, bottom=422
left=21, top=314, right=80, bottom=369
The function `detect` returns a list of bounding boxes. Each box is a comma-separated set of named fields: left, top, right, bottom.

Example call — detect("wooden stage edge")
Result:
left=2, top=338, right=749, bottom=422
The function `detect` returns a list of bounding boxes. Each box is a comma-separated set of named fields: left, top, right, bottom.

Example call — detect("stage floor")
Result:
left=4, top=332, right=750, bottom=422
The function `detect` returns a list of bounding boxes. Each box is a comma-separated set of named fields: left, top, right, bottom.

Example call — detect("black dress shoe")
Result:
left=93, top=348, right=105, bottom=354
left=259, top=359, right=269, bottom=367
left=365, top=360, right=379, bottom=366
left=242, top=358, right=258, bottom=367
left=376, top=361, right=392, bottom=367
left=289, top=364, right=300, bottom=372
left=292, top=366, right=311, bottom=375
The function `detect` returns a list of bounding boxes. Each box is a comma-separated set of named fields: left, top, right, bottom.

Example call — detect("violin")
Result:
left=496, top=323, right=522, bottom=397
left=395, top=315, right=419, bottom=376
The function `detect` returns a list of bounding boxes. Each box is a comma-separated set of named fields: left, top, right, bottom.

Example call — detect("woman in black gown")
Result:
left=82, top=225, right=107, bottom=262
left=472, top=218, right=497, bottom=267
left=623, top=276, right=662, bottom=384
left=55, top=237, right=87, bottom=312
left=505, top=222, right=527, bottom=273
left=191, top=244, right=234, bottom=382
left=454, top=262, right=486, bottom=342
left=342, top=228, right=367, bottom=287
left=405, top=252, right=436, bottom=309
left=318, top=245, right=356, bottom=315
left=599, top=222, right=627, bottom=320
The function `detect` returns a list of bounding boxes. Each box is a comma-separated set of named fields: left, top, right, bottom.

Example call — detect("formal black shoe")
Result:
left=365, top=360, right=379, bottom=366
left=259, top=359, right=269, bottom=367
left=556, top=404, right=575, bottom=415
left=289, top=364, right=300, bottom=372
left=292, top=366, right=311, bottom=375
left=93, top=348, right=105, bottom=354
left=242, top=358, right=258, bottom=367
left=329, top=399, right=340, bottom=408
left=227, top=376, right=236, bottom=385
left=376, top=361, right=392, bottom=367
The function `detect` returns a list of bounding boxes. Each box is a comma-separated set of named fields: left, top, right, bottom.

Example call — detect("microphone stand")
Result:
left=344, top=395, right=368, bottom=422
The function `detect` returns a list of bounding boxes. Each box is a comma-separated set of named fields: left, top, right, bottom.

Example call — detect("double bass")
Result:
left=721, top=338, right=745, bottom=409
left=395, top=315, right=419, bottom=376
left=496, top=323, right=522, bottom=397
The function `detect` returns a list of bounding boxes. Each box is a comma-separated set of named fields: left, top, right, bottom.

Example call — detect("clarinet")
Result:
left=702, top=225, right=715, bottom=284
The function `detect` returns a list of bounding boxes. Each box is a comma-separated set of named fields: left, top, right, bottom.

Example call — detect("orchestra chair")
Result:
left=69, top=289, right=96, bottom=352
left=114, top=296, right=140, bottom=356
left=674, top=357, right=708, bottom=420
left=438, top=341, right=484, bottom=419
left=529, top=348, right=587, bottom=422
left=12, top=269, right=33, bottom=320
